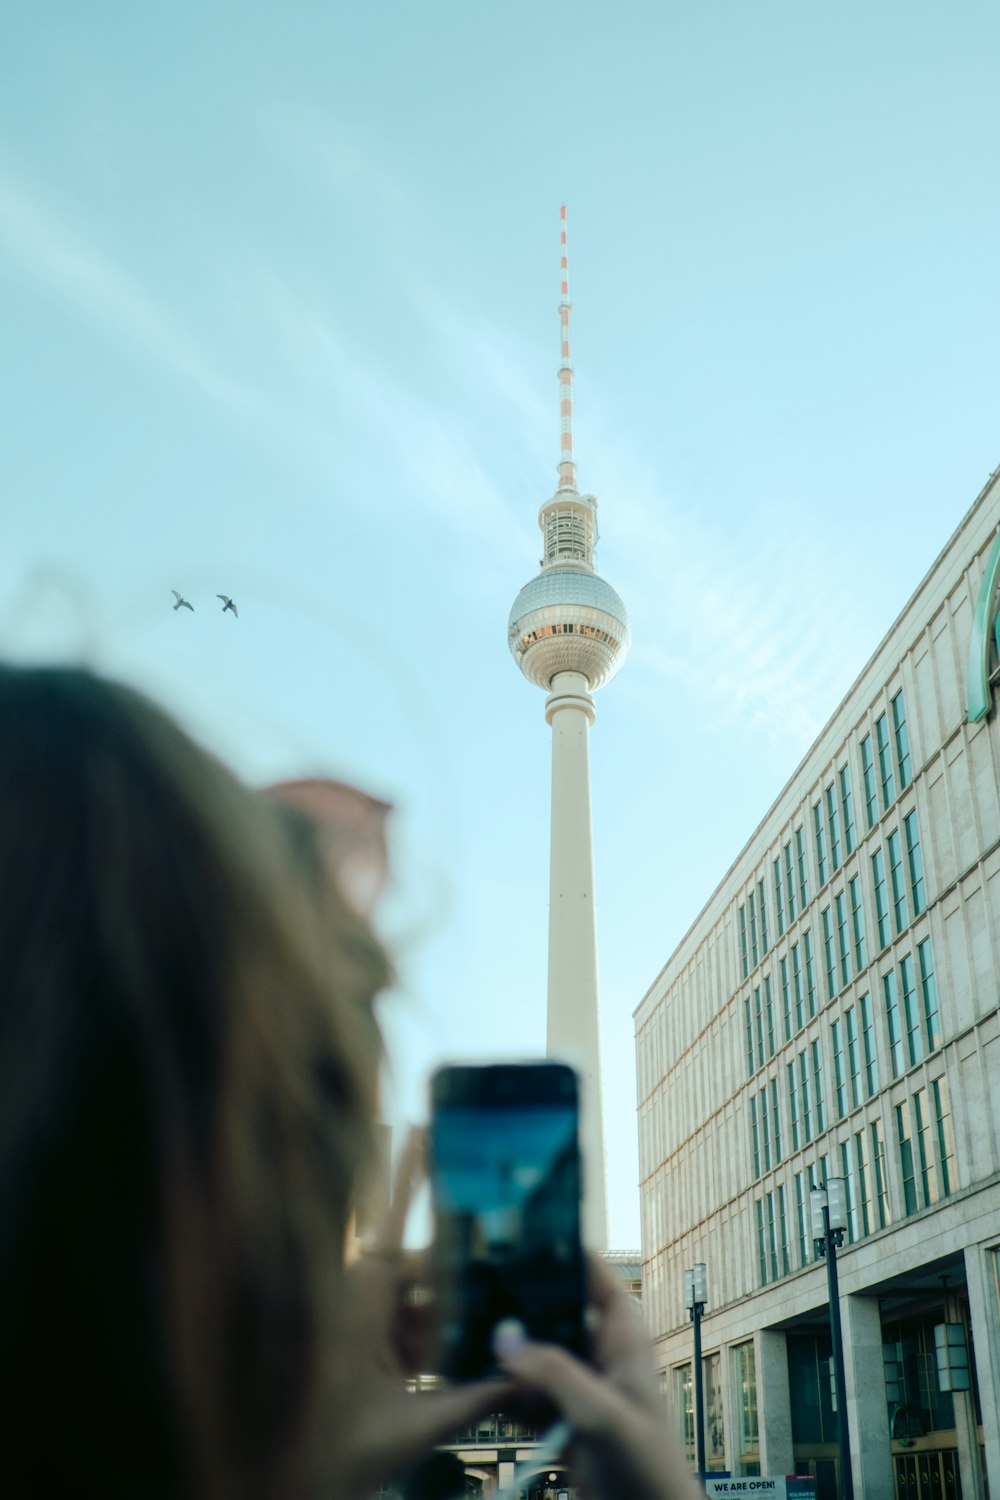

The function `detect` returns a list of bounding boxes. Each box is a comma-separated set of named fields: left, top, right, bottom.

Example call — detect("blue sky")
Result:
left=3, top=2, right=998, bottom=1245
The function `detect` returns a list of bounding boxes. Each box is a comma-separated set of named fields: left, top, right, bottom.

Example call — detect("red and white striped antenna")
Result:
left=558, top=204, right=577, bottom=493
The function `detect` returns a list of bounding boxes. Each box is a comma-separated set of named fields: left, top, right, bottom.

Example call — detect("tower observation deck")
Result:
left=507, top=207, right=629, bottom=1249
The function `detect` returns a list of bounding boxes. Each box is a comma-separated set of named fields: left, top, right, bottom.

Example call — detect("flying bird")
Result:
left=217, top=594, right=238, bottom=618
left=171, top=591, right=194, bottom=612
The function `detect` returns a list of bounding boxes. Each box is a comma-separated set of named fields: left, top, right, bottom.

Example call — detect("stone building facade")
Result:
left=635, top=473, right=1000, bottom=1500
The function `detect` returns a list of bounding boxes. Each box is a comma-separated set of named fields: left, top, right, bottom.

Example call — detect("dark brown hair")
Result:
left=0, top=665, right=390, bottom=1499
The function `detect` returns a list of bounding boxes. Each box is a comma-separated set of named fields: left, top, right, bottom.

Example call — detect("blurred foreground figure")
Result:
left=0, top=664, right=386, bottom=1500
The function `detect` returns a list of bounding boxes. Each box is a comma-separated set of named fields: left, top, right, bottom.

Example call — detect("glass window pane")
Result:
left=900, top=953, right=922, bottom=1067
left=872, top=848, right=890, bottom=949
left=884, top=970, right=904, bottom=1078
left=796, top=827, right=810, bottom=908
left=876, top=713, right=896, bottom=808
left=861, top=734, right=878, bottom=828
left=846, top=1005, right=861, bottom=1108
left=860, top=993, right=879, bottom=1095
left=888, top=828, right=908, bottom=934
left=835, top=891, right=851, bottom=987
left=826, top=783, right=842, bottom=873
left=821, top=906, right=837, bottom=1000
left=892, top=691, right=912, bottom=789
left=933, top=1077, right=956, bottom=1197
left=850, top=874, right=867, bottom=971
left=904, top=810, right=926, bottom=917
left=813, top=801, right=828, bottom=887
left=918, top=939, right=941, bottom=1052
left=913, top=1087, right=937, bottom=1206
left=840, top=763, right=856, bottom=856
left=896, top=1103, right=917, bottom=1215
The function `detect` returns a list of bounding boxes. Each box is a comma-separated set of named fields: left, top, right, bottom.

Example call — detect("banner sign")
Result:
left=705, top=1480, right=815, bottom=1499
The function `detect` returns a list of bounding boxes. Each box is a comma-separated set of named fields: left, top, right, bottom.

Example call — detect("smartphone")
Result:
left=428, top=1060, right=587, bottom=1381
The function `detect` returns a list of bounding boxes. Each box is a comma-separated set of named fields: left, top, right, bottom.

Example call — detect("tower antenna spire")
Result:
left=558, top=204, right=577, bottom=493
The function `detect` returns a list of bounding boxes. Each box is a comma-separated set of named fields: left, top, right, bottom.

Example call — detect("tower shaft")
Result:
left=545, top=670, right=608, bottom=1249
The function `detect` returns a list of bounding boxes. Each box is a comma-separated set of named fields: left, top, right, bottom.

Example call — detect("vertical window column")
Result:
left=813, top=802, right=829, bottom=887
left=892, top=690, right=912, bottom=789
left=904, top=810, right=926, bottom=916
left=861, top=734, right=878, bottom=828
left=840, top=763, right=856, bottom=855
left=872, top=848, right=890, bottom=950
left=876, top=712, right=896, bottom=810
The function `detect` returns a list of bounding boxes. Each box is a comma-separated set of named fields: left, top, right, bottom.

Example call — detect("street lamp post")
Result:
left=684, top=1262, right=708, bottom=1484
left=811, top=1179, right=853, bottom=1500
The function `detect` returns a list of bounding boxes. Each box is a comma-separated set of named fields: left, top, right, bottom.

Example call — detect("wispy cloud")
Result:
left=592, top=444, right=879, bottom=759
left=0, top=159, right=249, bottom=405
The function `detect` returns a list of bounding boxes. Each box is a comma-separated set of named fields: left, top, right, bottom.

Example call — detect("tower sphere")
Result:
left=508, top=567, right=630, bottom=691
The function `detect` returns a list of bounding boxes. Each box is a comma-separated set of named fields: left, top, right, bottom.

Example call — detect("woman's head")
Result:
left=0, top=664, right=389, bottom=1498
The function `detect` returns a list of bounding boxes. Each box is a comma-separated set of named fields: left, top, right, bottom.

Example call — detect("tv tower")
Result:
left=508, top=207, right=630, bottom=1249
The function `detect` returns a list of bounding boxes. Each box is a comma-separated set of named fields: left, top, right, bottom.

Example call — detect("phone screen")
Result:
left=429, top=1062, right=587, bottom=1380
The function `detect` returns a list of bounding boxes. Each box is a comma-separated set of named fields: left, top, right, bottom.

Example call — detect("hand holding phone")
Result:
left=428, top=1061, right=587, bottom=1381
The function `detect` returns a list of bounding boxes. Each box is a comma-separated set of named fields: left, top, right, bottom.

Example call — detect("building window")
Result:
left=821, top=906, right=837, bottom=1000
left=674, top=1365, right=694, bottom=1463
left=849, top=874, right=867, bottom=971
left=813, top=802, right=829, bottom=887
left=751, top=1094, right=761, bottom=1178
left=831, top=1019, right=846, bottom=1118
left=933, top=1077, right=956, bottom=1196
left=896, top=1103, right=918, bottom=1215
left=884, top=969, right=904, bottom=1078
left=755, top=1198, right=768, bottom=1286
left=748, top=890, right=759, bottom=968
left=792, top=942, right=805, bottom=1031
left=876, top=712, right=896, bottom=809
left=825, top=783, right=842, bottom=873
left=855, top=1129, right=872, bottom=1237
left=795, top=826, right=810, bottom=909
left=861, top=734, right=878, bottom=829
left=918, top=939, right=941, bottom=1052
left=770, top=1077, right=783, bottom=1164
left=784, top=841, right=798, bottom=923
left=803, top=929, right=818, bottom=1018
left=835, top=891, right=851, bottom=988
left=739, top=903, right=749, bottom=979
left=758, top=879, right=769, bottom=956
left=777, top=1184, right=791, bottom=1276
left=788, top=1061, right=800, bottom=1151
left=800, top=1050, right=814, bottom=1144
left=745, top=998, right=754, bottom=1077
left=913, top=1087, right=938, bottom=1205
left=845, top=1004, right=862, bottom=1108
left=809, top=1041, right=824, bottom=1132
left=759, top=1086, right=772, bottom=1172
left=764, top=976, right=775, bottom=1060
left=840, top=763, right=856, bottom=856
left=904, top=810, right=926, bottom=917
left=754, top=986, right=765, bottom=1068
left=793, top=1172, right=809, bottom=1266
left=872, top=847, right=890, bottom=949
left=887, top=828, right=908, bottom=934
left=900, top=953, right=922, bottom=1067
left=860, top=993, right=879, bottom=1095
left=766, top=1192, right=779, bottom=1281
left=840, top=1139, right=859, bottom=1243
left=780, top=956, right=792, bottom=1043
left=871, top=1117, right=890, bottom=1228
left=774, top=855, right=786, bottom=938
left=892, top=690, right=912, bottom=789
left=731, top=1343, right=760, bottom=1476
